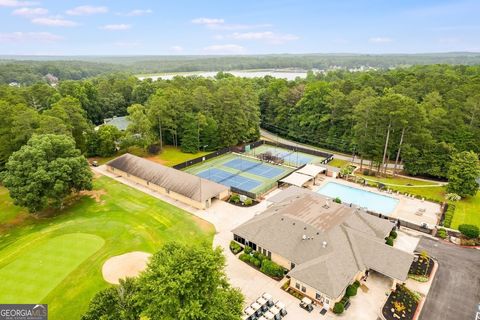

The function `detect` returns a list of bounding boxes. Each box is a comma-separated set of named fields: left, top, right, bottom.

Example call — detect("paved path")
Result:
left=416, top=237, right=480, bottom=320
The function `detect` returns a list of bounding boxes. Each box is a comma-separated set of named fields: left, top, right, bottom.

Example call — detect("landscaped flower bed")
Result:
left=382, top=284, right=420, bottom=320
left=238, top=246, right=285, bottom=280
left=408, top=251, right=434, bottom=282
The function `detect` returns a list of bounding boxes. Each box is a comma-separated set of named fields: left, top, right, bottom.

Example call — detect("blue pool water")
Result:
left=316, top=182, right=399, bottom=215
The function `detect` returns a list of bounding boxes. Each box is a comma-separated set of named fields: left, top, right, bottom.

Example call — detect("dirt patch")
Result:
left=145, top=155, right=168, bottom=166
left=79, top=189, right=107, bottom=203
left=102, top=251, right=152, bottom=284
left=0, top=213, right=32, bottom=233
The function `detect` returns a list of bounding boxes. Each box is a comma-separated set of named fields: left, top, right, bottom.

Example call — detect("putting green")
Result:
left=0, top=233, right=104, bottom=303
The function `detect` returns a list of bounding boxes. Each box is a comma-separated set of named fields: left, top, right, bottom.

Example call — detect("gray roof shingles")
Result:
left=107, top=153, right=229, bottom=203
left=232, top=187, right=414, bottom=299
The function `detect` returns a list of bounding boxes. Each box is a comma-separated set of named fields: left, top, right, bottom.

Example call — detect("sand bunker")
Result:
left=102, top=251, right=151, bottom=284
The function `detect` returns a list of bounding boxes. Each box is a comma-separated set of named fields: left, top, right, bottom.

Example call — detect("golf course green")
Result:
left=0, top=176, right=215, bottom=320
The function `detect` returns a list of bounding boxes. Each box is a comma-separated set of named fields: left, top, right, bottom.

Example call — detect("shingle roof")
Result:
left=103, top=116, right=130, bottom=131
left=233, top=187, right=413, bottom=299
left=107, top=153, right=229, bottom=202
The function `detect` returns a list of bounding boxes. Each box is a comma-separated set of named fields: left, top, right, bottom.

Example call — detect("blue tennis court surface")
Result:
left=264, top=148, right=314, bottom=165
left=223, top=158, right=286, bottom=179
left=197, top=168, right=262, bottom=191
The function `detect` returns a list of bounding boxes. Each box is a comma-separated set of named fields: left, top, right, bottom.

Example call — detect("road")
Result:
left=416, top=237, right=480, bottom=320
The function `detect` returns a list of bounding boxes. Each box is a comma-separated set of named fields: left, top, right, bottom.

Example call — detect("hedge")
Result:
left=389, top=230, right=398, bottom=239
left=260, top=259, right=285, bottom=278
left=385, top=236, right=394, bottom=246
left=346, top=284, right=358, bottom=297
left=458, top=224, right=479, bottom=239
left=442, top=204, right=456, bottom=228
left=436, top=228, right=448, bottom=239
left=333, top=302, right=344, bottom=314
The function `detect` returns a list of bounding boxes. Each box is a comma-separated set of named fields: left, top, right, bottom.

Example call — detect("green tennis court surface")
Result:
left=245, top=144, right=325, bottom=167
left=184, top=153, right=294, bottom=195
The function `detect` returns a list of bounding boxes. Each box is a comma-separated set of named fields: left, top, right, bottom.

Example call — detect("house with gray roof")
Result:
left=232, top=187, right=413, bottom=308
left=106, top=153, right=230, bottom=209
left=102, top=116, right=130, bottom=131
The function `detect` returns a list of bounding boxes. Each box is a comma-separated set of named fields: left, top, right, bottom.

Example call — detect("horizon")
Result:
left=1, top=0, right=479, bottom=55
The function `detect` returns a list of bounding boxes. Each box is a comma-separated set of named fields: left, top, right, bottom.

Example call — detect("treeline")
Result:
left=260, top=64, right=480, bottom=179
left=3, top=52, right=480, bottom=85
left=0, top=72, right=259, bottom=168
left=0, top=60, right=124, bottom=85
left=1, top=64, right=479, bottom=180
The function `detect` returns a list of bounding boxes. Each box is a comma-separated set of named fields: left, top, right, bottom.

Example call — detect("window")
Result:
left=301, top=286, right=306, bottom=293
left=295, top=282, right=300, bottom=290
left=291, top=262, right=296, bottom=269
left=267, top=251, right=271, bottom=259
left=316, top=293, right=322, bottom=300
left=325, top=299, right=330, bottom=305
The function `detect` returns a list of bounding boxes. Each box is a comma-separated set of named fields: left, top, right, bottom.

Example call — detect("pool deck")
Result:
left=311, top=177, right=441, bottom=227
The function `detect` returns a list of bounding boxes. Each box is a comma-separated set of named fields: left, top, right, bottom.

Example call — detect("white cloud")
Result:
left=0, top=0, right=37, bottom=7
left=0, top=31, right=62, bottom=42
left=12, top=6, right=47, bottom=16
left=32, top=17, right=78, bottom=27
left=231, top=31, right=298, bottom=44
left=192, top=17, right=225, bottom=26
left=66, top=5, right=108, bottom=16
left=203, top=44, right=245, bottom=54
left=369, top=37, right=393, bottom=43
left=100, top=24, right=131, bottom=31
left=170, top=45, right=183, bottom=52
left=118, top=9, right=152, bottom=16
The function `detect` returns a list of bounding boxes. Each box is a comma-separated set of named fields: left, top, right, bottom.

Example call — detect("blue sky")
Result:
left=0, top=0, right=479, bottom=55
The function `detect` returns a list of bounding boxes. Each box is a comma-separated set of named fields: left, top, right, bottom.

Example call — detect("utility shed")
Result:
left=106, top=153, right=230, bottom=209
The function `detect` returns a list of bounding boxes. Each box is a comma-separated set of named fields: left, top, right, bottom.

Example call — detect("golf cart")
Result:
left=299, top=297, right=314, bottom=312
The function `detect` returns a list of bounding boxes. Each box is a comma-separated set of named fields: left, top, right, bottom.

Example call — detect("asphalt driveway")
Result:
left=416, top=237, right=480, bottom=320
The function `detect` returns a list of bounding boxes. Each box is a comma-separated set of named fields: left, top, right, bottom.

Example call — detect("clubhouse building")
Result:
left=232, top=187, right=414, bottom=307
left=106, top=153, right=230, bottom=209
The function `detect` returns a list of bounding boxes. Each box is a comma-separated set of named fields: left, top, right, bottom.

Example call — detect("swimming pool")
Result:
left=316, top=182, right=399, bottom=215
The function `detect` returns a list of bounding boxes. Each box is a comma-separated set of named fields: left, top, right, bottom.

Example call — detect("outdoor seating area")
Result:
left=243, top=293, right=287, bottom=320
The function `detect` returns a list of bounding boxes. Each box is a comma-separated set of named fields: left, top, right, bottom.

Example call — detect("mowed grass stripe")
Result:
left=0, top=176, right=215, bottom=319
left=0, top=233, right=104, bottom=303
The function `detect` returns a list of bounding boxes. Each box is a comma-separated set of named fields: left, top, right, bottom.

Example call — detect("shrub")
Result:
left=353, top=280, right=360, bottom=288
left=333, top=197, right=342, bottom=204
left=442, top=204, right=456, bottom=228
left=239, top=253, right=250, bottom=263
left=437, top=228, right=447, bottom=239
left=333, top=302, right=344, bottom=314
left=244, top=245, right=252, bottom=254
left=260, top=259, right=285, bottom=278
left=251, top=257, right=261, bottom=268
left=252, top=251, right=267, bottom=262
left=230, top=194, right=240, bottom=204
left=458, top=224, right=479, bottom=239
left=243, top=198, right=253, bottom=206
left=390, top=230, right=398, bottom=239
left=385, top=236, right=394, bottom=246
left=346, top=284, right=358, bottom=297
left=229, top=241, right=243, bottom=254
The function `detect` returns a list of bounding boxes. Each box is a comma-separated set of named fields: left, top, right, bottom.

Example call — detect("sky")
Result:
left=0, top=0, right=479, bottom=55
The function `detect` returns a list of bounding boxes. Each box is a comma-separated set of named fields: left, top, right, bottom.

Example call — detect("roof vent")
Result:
left=293, top=222, right=295, bottom=226
left=304, top=227, right=307, bottom=230
left=302, top=234, right=307, bottom=240
left=316, top=232, right=320, bottom=235
left=322, top=241, right=328, bottom=248
left=281, top=218, right=284, bottom=221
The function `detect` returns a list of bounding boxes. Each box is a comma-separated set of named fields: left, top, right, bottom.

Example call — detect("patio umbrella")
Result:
left=244, top=307, right=254, bottom=316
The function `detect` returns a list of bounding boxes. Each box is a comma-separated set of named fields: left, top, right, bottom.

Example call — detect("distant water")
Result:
left=137, top=70, right=307, bottom=81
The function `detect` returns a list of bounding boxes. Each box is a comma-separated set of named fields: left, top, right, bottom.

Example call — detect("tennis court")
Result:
left=245, top=144, right=325, bottom=167
left=183, top=153, right=294, bottom=195
left=197, top=168, right=261, bottom=191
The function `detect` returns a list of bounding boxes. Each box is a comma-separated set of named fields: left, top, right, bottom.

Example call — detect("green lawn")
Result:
left=92, top=145, right=209, bottom=167
left=355, top=173, right=446, bottom=202
left=0, top=176, right=214, bottom=319
left=328, top=158, right=350, bottom=168
left=451, top=193, right=480, bottom=229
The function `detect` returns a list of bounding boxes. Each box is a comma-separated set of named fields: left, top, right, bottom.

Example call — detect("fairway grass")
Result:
left=451, top=193, right=480, bottom=229
left=0, top=176, right=214, bottom=320
left=0, top=233, right=104, bottom=303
